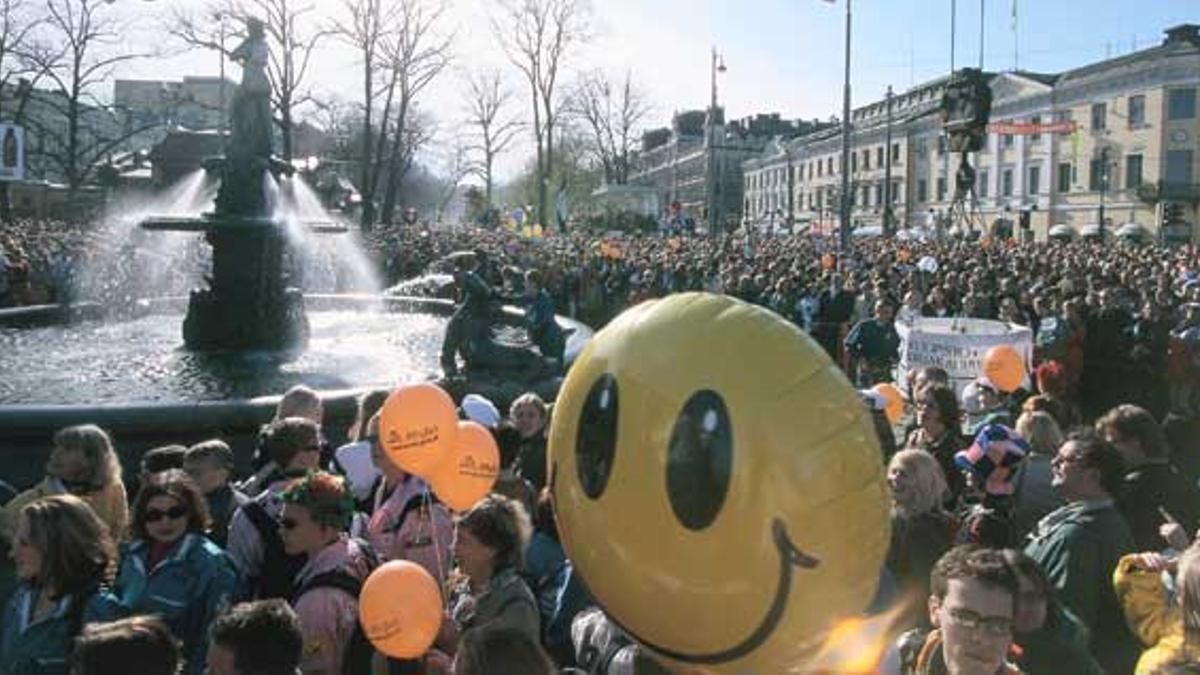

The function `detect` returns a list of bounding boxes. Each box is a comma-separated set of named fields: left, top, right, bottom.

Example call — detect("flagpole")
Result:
left=979, top=0, right=985, bottom=70
left=1012, top=0, right=1018, bottom=71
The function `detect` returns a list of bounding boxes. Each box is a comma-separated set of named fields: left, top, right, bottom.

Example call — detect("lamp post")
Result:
left=213, top=11, right=228, bottom=138
left=707, top=47, right=726, bottom=234
left=883, top=84, right=894, bottom=236
left=837, top=0, right=853, bottom=254
left=1098, top=145, right=1111, bottom=237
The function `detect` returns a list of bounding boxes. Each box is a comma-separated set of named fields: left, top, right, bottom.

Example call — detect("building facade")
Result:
left=629, top=109, right=829, bottom=231
left=744, top=24, right=1200, bottom=241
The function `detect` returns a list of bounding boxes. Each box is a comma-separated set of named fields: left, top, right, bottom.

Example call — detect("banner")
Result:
left=986, top=121, right=1077, bottom=135
left=0, top=123, right=25, bottom=181
left=895, top=318, right=1033, bottom=394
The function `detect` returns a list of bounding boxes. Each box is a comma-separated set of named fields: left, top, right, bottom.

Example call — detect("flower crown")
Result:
left=280, top=471, right=356, bottom=529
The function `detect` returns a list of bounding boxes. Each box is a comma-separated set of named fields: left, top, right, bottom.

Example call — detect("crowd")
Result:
left=3, top=218, right=1200, bottom=673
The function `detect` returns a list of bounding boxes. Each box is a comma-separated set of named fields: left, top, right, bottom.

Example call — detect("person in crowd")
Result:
left=861, top=389, right=898, bottom=460
left=69, top=615, right=179, bottom=675
left=244, top=387, right=327, bottom=493
left=112, top=469, right=239, bottom=674
left=954, top=425, right=1029, bottom=549
left=1096, top=403, right=1200, bottom=551
left=1, top=495, right=125, bottom=675
left=884, top=449, right=956, bottom=629
left=360, top=412, right=453, bottom=585
left=491, top=422, right=536, bottom=511
left=138, top=445, right=187, bottom=483
left=814, top=272, right=857, bottom=362
left=1028, top=360, right=1082, bottom=429
left=904, top=384, right=967, bottom=505
left=523, top=268, right=567, bottom=369
left=183, top=440, right=248, bottom=548
left=844, top=298, right=901, bottom=387
left=1132, top=300, right=1173, bottom=419
left=511, top=393, right=550, bottom=492
left=971, top=377, right=1014, bottom=434
left=1082, top=288, right=1136, bottom=419
left=1114, top=541, right=1200, bottom=671
left=1162, top=411, right=1200, bottom=490
left=205, top=599, right=303, bottom=675
left=883, top=545, right=1022, bottom=675
left=277, top=471, right=374, bottom=675
left=1011, top=411, right=1066, bottom=542
left=452, top=625, right=556, bottom=675
left=332, top=387, right=390, bottom=508
left=2, top=424, right=129, bottom=546
left=1001, top=549, right=1103, bottom=675
left=435, top=495, right=540, bottom=659
left=1023, top=430, right=1139, bottom=673
left=276, top=385, right=324, bottom=426
left=227, top=417, right=324, bottom=600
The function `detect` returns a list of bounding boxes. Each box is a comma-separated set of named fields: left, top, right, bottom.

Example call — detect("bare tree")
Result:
left=23, top=0, right=158, bottom=191
left=375, top=0, right=451, bottom=225
left=491, top=0, right=589, bottom=229
left=332, top=0, right=395, bottom=227
left=461, top=68, right=522, bottom=209
left=168, top=0, right=331, bottom=162
left=568, top=68, right=649, bottom=185
left=0, top=0, right=41, bottom=221
left=433, top=135, right=470, bottom=221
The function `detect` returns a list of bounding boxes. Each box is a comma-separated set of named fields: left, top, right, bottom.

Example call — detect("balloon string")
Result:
left=422, top=485, right=448, bottom=592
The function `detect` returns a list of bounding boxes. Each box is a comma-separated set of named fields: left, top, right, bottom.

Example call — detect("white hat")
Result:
left=461, top=394, right=501, bottom=429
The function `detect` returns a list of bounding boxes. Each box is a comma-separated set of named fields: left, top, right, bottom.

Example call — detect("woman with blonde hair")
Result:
left=1012, top=411, right=1066, bottom=541
left=1114, top=540, right=1200, bottom=672
left=0, top=494, right=125, bottom=675
left=884, top=449, right=956, bottom=627
left=2, top=424, right=128, bottom=544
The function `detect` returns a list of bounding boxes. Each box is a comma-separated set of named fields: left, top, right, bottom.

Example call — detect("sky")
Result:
left=109, top=0, right=1200, bottom=179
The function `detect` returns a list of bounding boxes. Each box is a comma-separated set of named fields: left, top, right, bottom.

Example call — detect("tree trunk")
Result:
left=359, top=64, right=374, bottom=230
left=0, top=182, right=12, bottom=225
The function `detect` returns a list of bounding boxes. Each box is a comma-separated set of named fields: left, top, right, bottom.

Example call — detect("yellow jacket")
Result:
left=0, top=477, right=129, bottom=543
left=1113, top=554, right=1200, bottom=673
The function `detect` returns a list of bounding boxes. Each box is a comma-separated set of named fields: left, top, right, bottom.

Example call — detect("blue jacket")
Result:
left=113, top=534, right=241, bottom=675
left=0, top=582, right=124, bottom=675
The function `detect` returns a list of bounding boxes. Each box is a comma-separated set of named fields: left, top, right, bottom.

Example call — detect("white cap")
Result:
left=461, top=393, right=501, bottom=429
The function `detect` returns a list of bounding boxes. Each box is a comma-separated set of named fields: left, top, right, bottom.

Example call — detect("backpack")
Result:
left=241, top=496, right=308, bottom=600
left=292, top=539, right=400, bottom=675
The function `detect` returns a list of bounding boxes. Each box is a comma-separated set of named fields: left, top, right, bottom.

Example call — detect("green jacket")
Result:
left=1013, top=605, right=1104, bottom=675
left=1023, top=500, right=1138, bottom=674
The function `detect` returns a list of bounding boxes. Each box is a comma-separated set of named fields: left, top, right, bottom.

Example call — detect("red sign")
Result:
left=986, top=121, right=1077, bottom=135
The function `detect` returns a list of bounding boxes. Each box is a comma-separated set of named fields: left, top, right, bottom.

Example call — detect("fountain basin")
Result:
left=0, top=295, right=592, bottom=488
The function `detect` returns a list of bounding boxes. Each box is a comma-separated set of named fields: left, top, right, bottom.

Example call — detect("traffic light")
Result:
left=1162, top=202, right=1184, bottom=228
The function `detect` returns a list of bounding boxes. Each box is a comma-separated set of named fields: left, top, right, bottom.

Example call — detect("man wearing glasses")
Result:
left=883, top=545, right=1022, bottom=674
left=1023, top=431, right=1137, bottom=674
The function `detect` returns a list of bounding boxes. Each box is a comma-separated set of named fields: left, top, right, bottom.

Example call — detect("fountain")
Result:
left=140, top=17, right=335, bottom=352
left=0, top=18, right=591, bottom=489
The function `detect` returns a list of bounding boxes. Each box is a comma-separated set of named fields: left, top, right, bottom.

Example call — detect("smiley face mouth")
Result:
left=598, top=515, right=820, bottom=665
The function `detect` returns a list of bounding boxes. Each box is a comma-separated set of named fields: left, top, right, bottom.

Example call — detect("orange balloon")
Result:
left=379, top=383, right=458, bottom=478
left=431, top=421, right=500, bottom=511
left=983, top=345, right=1025, bottom=393
left=871, top=383, right=904, bottom=424
left=358, top=560, right=443, bottom=659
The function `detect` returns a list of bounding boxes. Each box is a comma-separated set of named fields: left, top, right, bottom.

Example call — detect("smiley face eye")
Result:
left=576, top=373, right=619, bottom=499
left=667, top=390, right=733, bottom=531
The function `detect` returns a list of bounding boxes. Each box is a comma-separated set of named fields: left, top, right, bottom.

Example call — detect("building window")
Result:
left=876, top=146, right=884, bottom=167
left=828, top=157, right=834, bottom=175
left=1002, top=169, right=1013, bottom=197
left=1125, top=154, right=1143, bottom=189
left=862, top=184, right=871, bottom=207
left=978, top=169, right=989, bottom=198
left=1091, top=103, right=1107, bottom=131
left=936, top=177, right=947, bottom=201
left=1168, top=88, right=1197, bottom=120
left=917, top=179, right=928, bottom=202
left=1057, top=162, right=1072, bottom=193
left=1166, top=150, right=1195, bottom=184
left=875, top=183, right=883, bottom=206
left=862, top=149, right=870, bottom=171
left=937, top=135, right=947, bottom=156
left=891, top=181, right=900, bottom=203
left=1089, top=157, right=1108, bottom=191
left=891, top=143, right=901, bottom=164
left=1030, top=115, right=1042, bottom=143
left=817, top=161, right=823, bottom=178
left=1128, top=95, right=1146, bottom=127
left=1028, top=165, right=1041, bottom=196
left=851, top=153, right=857, bottom=172
left=1003, top=134, right=1014, bottom=148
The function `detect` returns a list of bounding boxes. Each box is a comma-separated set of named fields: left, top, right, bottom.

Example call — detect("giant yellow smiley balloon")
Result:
left=548, top=292, right=890, bottom=673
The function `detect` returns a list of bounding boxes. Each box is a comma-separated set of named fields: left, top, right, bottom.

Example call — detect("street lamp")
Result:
left=1098, top=145, right=1112, bottom=237
left=836, top=0, right=853, bottom=255
left=707, top=46, right=726, bottom=235
left=214, top=11, right=228, bottom=138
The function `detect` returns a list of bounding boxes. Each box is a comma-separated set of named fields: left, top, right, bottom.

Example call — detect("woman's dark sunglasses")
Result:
left=145, top=506, right=188, bottom=523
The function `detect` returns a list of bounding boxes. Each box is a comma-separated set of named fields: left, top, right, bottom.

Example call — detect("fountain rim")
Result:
left=139, top=214, right=348, bottom=234
left=0, top=293, right=593, bottom=435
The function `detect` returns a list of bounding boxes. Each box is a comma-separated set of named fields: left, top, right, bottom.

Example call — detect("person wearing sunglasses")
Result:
left=1, top=495, right=124, bottom=675
left=113, top=470, right=240, bottom=675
